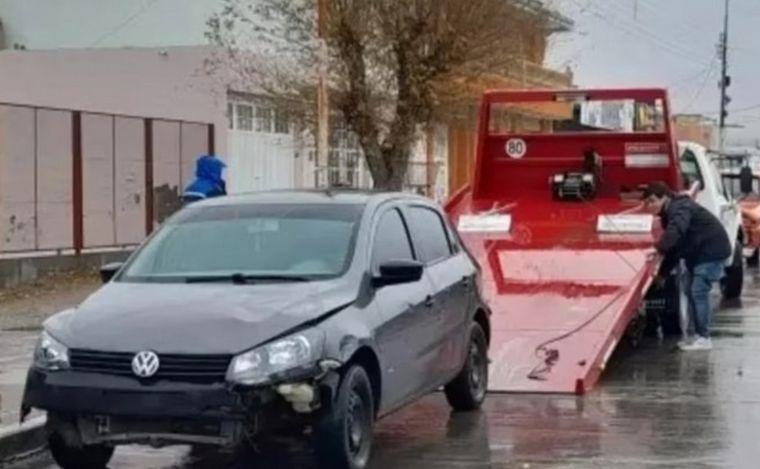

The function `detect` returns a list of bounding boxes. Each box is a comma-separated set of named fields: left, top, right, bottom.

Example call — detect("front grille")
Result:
left=69, top=349, right=232, bottom=384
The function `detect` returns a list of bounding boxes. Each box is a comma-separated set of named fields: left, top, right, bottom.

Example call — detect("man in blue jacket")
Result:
left=644, top=181, right=732, bottom=351
left=182, top=154, right=227, bottom=204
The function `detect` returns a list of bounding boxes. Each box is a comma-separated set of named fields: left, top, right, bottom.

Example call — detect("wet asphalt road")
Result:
left=7, top=274, right=760, bottom=468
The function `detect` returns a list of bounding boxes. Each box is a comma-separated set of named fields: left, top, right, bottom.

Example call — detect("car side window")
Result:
left=372, top=209, right=415, bottom=270
left=680, top=149, right=704, bottom=189
left=406, top=206, right=453, bottom=264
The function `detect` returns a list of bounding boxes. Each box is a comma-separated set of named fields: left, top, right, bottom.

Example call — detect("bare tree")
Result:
left=207, top=0, right=543, bottom=190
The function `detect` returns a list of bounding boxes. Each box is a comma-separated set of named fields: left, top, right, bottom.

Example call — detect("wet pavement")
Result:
left=0, top=331, right=37, bottom=426
left=5, top=274, right=760, bottom=468
left=0, top=273, right=98, bottom=427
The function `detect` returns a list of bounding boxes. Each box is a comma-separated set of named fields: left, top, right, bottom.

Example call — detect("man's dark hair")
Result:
left=642, top=181, right=675, bottom=199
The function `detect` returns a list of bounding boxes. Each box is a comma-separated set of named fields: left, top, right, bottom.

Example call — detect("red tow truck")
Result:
left=445, top=89, right=683, bottom=394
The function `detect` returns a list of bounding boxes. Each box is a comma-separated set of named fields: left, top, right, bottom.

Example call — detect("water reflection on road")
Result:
left=11, top=275, right=760, bottom=469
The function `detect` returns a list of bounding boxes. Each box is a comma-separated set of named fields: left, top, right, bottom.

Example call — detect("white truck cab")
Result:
left=677, top=141, right=743, bottom=299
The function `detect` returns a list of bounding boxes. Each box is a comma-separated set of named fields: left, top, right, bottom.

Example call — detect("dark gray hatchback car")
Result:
left=22, top=190, right=491, bottom=469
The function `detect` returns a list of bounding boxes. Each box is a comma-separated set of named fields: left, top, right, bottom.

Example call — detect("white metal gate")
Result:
left=226, top=100, right=296, bottom=193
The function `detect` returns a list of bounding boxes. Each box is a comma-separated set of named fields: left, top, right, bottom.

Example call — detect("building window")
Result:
left=274, top=110, right=290, bottom=134
left=227, top=102, right=234, bottom=130
left=256, top=107, right=273, bottom=132
left=236, top=103, right=254, bottom=131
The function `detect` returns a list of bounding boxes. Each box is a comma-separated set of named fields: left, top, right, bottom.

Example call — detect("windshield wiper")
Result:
left=185, top=273, right=313, bottom=284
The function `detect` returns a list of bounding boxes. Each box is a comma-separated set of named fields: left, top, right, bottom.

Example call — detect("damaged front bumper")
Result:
left=21, top=366, right=341, bottom=447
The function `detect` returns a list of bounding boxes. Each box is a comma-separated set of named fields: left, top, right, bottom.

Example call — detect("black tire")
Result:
left=722, top=240, right=744, bottom=300
left=748, top=248, right=759, bottom=267
left=315, top=365, right=375, bottom=469
left=444, top=323, right=489, bottom=411
left=49, top=434, right=114, bottom=469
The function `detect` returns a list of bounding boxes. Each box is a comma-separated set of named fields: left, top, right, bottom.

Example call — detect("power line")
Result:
left=678, top=58, right=719, bottom=113
left=730, top=103, right=760, bottom=114
left=572, top=0, right=713, bottom=67
left=600, top=1, right=713, bottom=65
left=628, top=0, right=716, bottom=44
left=668, top=62, right=718, bottom=89
left=89, top=0, right=163, bottom=47
left=695, top=103, right=760, bottom=116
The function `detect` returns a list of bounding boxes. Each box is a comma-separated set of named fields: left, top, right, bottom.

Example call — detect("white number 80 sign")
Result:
left=505, top=138, right=527, bottom=159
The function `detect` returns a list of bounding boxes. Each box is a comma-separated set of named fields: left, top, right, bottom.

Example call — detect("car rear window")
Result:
left=406, top=206, right=452, bottom=264
left=372, top=209, right=415, bottom=269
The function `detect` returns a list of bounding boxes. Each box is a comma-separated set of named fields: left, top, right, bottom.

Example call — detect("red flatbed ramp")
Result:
left=449, top=194, right=659, bottom=394
left=448, top=88, right=680, bottom=394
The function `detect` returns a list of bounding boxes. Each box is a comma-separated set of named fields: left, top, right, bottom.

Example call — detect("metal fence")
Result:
left=0, top=103, right=214, bottom=257
left=312, top=160, right=441, bottom=195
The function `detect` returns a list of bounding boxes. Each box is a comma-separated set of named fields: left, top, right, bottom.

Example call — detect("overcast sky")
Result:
left=547, top=0, right=760, bottom=145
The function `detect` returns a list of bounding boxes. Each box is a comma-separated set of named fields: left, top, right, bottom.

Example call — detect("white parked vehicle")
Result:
left=678, top=141, right=743, bottom=299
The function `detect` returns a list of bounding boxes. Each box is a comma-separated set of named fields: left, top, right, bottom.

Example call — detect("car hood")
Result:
left=46, top=281, right=356, bottom=355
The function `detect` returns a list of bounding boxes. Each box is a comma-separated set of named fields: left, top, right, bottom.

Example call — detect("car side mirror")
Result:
left=372, top=260, right=424, bottom=287
left=99, top=262, right=124, bottom=284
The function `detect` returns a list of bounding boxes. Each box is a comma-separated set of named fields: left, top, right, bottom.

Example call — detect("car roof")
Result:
left=193, top=189, right=435, bottom=208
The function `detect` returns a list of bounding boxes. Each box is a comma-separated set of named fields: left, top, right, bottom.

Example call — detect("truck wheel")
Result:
left=748, top=248, right=759, bottom=267
left=315, top=365, right=374, bottom=469
left=722, top=241, right=744, bottom=300
left=644, top=265, right=687, bottom=338
left=444, top=323, right=489, bottom=411
left=49, top=434, right=114, bottom=469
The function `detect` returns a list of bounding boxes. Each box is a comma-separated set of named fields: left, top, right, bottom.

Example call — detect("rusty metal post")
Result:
left=144, top=119, right=154, bottom=236
left=426, top=126, right=435, bottom=198
left=316, top=0, right=329, bottom=188
left=208, top=123, right=215, bottom=155
left=72, top=111, right=83, bottom=255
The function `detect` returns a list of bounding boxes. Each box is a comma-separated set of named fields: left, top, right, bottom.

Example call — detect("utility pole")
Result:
left=718, top=0, right=731, bottom=154
left=316, top=0, right=329, bottom=188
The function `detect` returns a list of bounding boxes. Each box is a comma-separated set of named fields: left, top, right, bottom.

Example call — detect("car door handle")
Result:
left=424, top=295, right=435, bottom=308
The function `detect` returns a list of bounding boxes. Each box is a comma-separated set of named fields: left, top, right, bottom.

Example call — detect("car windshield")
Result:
left=120, top=203, right=363, bottom=283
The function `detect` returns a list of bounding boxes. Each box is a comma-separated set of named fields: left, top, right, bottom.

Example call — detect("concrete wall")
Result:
left=0, top=46, right=227, bottom=158
left=0, top=104, right=213, bottom=255
left=0, top=250, right=131, bottom=289
left=0, top=0, right=222, bottom=49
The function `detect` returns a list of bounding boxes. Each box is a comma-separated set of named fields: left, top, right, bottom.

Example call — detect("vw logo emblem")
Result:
left=131, top=351, right=160, bottom=378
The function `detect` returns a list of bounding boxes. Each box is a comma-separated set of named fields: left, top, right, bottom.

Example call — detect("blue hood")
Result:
left=195, top=155, right=226, bottom=185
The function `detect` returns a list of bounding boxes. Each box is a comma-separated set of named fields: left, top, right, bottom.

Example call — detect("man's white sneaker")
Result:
left=677, top=337, right=694, bottom=348
left=679, top=337, right=712, bottom=351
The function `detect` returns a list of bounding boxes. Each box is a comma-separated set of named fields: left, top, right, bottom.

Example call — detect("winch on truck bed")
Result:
left=445, top=88, right=686, bottom=395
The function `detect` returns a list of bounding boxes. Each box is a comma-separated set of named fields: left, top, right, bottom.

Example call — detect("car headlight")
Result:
left=34, top=331, right=70, bottom=371
left=227, top=329, right=326, bottom=386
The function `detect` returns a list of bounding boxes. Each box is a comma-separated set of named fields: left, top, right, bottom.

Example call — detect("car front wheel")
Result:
left=48, top=433, right=114, bottom=469
left=315, top=365, right=374, bottom=469
left=444, top=323, right=489, bottom=411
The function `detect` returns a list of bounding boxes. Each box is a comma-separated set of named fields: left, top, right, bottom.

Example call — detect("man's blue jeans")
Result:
left=684, top=260, right=725, bottom=338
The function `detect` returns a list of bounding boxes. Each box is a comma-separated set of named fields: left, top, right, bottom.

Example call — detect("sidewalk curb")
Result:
left=0, top=416, right=47, bottom=466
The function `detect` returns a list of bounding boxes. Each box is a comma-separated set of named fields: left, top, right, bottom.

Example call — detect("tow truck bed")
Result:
left=448, top=192, right=658, bottom=393
left=446, top=88, right=681, bottom=394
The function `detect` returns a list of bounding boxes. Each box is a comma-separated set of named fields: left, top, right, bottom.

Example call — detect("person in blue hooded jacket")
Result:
left=182, top=154, right=227, bottom=204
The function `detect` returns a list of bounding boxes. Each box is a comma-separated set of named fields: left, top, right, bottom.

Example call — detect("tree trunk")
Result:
left=366, top=146, right=409, bottom=191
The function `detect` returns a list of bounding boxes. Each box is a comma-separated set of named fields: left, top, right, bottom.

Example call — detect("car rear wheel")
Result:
left=315, top=365, right=374, bottom=469
left=722, top=240, right=744, bottom=300
left=49, top=434, right=114, bottom=469
left=444, top=323, right=489, bottom=411
left=747, top=248, right=759, bottom=267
